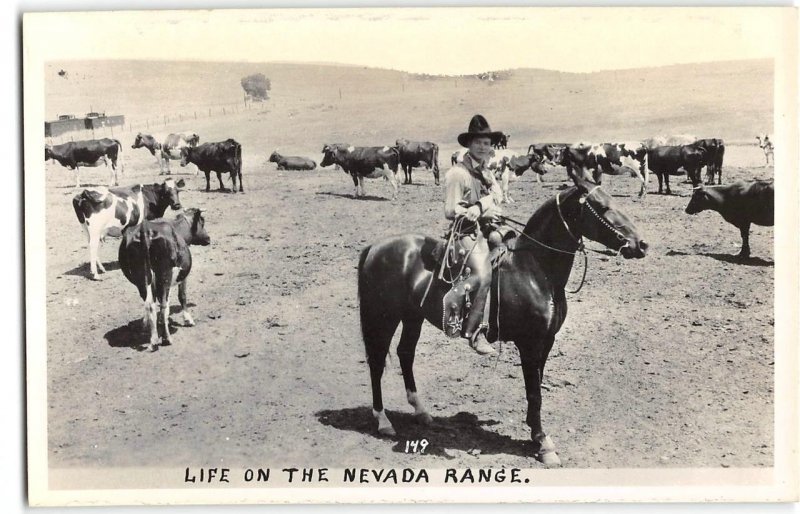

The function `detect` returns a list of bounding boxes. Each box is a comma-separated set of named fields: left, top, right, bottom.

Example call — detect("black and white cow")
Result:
left=560, top=143, right=648, bottom=196
left=527, top=143, right=568, bottom=167
left=72, top=178, right=185, bottom=280
left=685, top=180, right=774, bottom=259
left=161, top=133, right=200, bottom=174
left=180, top=139, right=243, bottom=193
left=46, top=138, right=124, bottom=188
left=395, top=139, right=440, bottom=185
left=131, top=133, right=163, bottom=170
left=320, top=145, right=400, bottom=200
left=269, top=151, right=317, bottom=170
left=119, top=208, right=210, bottom=351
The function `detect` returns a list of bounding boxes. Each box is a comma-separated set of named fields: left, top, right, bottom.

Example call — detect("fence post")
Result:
left=146, top=119, right=149, bottom=129
left=339, top=88, right=342, bottom=100
left=223, top=107, right=226, bottom=115
left=164, top=115, right=167, bottom=125
left=194, top=111, right=197, bottom=120
left=110, top=125, right=114, bottom=137
left=209, top=108, right=211, bottom=117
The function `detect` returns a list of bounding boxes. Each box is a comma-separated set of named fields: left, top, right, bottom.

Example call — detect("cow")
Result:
left=161, top=133, right=200, bottom=175
left=645, top=145, right=707, bottom=195
left=560, top=142, right=648, bottom=197
left=493, top=133, right=510, bottom=149
left=322, top=143, right=350, bottom=171
left=180, top=139, right=243, bottom=193
left=756, top=135, right=774, bottom=167
left=46, top=138, right=123, bottom=188
left=320, top=145, right=400, bottom=200
left=394, top=139, right=440, bottom=185
left=685, top=180, right=774, bottom=259
left=72, top=178, right=185, bottom=280
left=119, top=208, right=210, bottom=351
left=269, top=151, right=317, bottom=170
left=692, top=138, right=725, bottom=185
left=527, top=143, right=567, bottom=166
left=131, top=133, right=163, bottom=169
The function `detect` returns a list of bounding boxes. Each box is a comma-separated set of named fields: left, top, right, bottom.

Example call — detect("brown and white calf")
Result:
left=161, top=133, right=200, bottom=175
left=46, top=138, right=124, bottom=188
left=685, top=180, right=774, bottom=258
left=72, top=178, right=184, bottom=280
left=119, top=208, right=210, bottom=351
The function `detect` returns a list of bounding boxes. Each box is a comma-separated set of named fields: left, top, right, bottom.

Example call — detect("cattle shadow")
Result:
left=316, top=407, right=534, bottom=459
left=63, top=261, right=121, bottom=278
left=104, top=319, right=178, bottom=351
left=314, top=192, right=390, bottom=202
left=666, top=250, right=773, bottom=267
left=56, top=183, right=105, bottom=189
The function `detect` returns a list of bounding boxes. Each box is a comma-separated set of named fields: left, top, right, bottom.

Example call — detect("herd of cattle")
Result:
left=44, top=129, right=775, bottom=351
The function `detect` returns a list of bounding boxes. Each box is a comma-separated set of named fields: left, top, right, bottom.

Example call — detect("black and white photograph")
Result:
left=23, top=6, right=798, bottom=506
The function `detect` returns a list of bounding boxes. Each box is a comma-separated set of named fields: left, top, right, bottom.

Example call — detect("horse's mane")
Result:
left=518, top=186, right=581, bottom=246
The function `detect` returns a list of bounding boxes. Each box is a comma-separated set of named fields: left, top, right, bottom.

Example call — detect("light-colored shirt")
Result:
left=444, top=153, right=503, bottom=220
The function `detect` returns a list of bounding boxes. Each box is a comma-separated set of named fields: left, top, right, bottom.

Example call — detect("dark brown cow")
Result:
left=72, top=178, right=185, bottom=280
left=119, top=208, right=210, bottom=351
left=180, top=139, right=243, bottom=193
left=646, top=145, right=707, bottom=195
left=46, top=138, right=124, bottom=187
left=269, top=151, right=316, bottom=170
left=685, top=180, right=774, bottom=259
left=692, top=138, right=725, bottom=185
left=395, top=139, right=440, bottom=185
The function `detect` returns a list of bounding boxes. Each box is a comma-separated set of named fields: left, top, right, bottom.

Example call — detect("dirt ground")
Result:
left=44, top=135, right=774, bottom=472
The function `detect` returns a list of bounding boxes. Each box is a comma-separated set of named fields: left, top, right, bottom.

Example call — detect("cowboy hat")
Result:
left=457, top=114, right=504, bottom=147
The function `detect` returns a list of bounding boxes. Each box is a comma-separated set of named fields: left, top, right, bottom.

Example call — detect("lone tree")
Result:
left=241, top=73, right=271, bottom=101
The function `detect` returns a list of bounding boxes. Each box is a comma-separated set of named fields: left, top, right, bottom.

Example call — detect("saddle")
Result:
left=422, top=221, right=516, bottom=340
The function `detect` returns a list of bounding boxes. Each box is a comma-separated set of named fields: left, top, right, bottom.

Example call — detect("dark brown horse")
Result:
left=357, top=174, right=648, bottom=466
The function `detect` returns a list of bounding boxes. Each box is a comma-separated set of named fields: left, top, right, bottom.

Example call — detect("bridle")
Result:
left=499, top=185, right=631, bottom=293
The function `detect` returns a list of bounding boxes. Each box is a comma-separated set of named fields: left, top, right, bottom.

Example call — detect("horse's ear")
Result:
left=568, top=167, right=597, bottom=193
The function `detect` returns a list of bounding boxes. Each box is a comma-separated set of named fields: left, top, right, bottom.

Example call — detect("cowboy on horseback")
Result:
left=443, top=114, right=508, bottom=356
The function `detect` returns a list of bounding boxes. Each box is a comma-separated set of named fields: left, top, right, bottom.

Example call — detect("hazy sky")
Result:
left=25, top=7, right=791, bottom=74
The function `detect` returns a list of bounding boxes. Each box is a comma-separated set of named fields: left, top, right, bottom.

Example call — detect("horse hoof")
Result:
left=378, top=426, right=396, bottom=437
left=539, top=451, right=562, bottom=467
left=416, top=412, right=434, bottom=425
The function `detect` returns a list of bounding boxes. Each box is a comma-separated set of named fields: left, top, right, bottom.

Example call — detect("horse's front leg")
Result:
left=518, top=338, right=561, bottom=467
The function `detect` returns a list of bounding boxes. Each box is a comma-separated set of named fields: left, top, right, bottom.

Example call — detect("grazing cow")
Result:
left=161, top=133, right=200, bottom=175
left=665, top=134, right=697, bottom=146
left=269, top=151, right=317, bottom=170
left=72, top=178, right=184, bottom=280
left=493, top=133, right=510, bottom=149
left=692, top=138, right=725, bottom=185
left=527, top=143, right=567, bottom=166
left=645, top=145, right=707, bottom=195
left=119, top=208, right=210, bottom=351
left=685, top=180, right=774, bottom=259
left=320, top=145, right=400, bottom=200
left=395, top=139, right=440, bottom=185
left=46, top=138, right=123, bottom=188
left=180, top=139, right=243, bottom=193
left=756, top=135, right=774, bottom=167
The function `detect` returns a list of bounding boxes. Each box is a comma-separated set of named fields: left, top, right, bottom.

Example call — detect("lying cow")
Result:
left=161, top=133, right=200, bottom=175
left=685, top=180, right=774, bottom=259
left=46, top=138, right=124, bottom=188
left=269, top=151, right=316, bottom=170
left=646, top=145, right=707, bottom=195
left=180, top=139, right=243, bottom=193
left=395, top=139, right=440, bottom=185
left=320, top=145, right=400, bottom=200
left=692, top=138, right=725, bottom=185
left=119, top=208, right=210, bottom=351
left=72, top=178, right=184, bottom=280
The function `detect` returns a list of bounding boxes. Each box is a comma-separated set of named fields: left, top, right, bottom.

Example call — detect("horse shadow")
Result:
left=316, top=407, right=535, bottom=459
left=104, top=316, right=183, bottom=350
left=314, top=192, right=390, bottom=202
left=63, top=261, right=121, bottom=278
left=666, top=250, right=773, bottom=267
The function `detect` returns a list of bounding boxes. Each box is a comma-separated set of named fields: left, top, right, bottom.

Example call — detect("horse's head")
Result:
left=573, top=175, right=648, bottom=259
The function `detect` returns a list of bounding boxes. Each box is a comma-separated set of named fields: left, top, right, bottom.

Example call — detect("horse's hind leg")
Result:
left=364, top=317, right=400, bottom=437
left=397, top=316, right=433, bottom=425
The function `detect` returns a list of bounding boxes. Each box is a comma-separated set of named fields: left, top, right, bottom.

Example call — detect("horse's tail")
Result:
left=357, top=245, right=371, bottom=345
left=357, top=244, right=390, bottom=366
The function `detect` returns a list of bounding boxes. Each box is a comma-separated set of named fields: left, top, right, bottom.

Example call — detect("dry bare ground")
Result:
left=44, top=60, right=773, bottom=471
